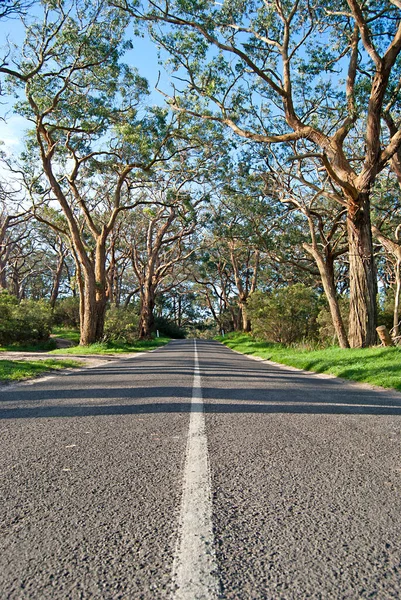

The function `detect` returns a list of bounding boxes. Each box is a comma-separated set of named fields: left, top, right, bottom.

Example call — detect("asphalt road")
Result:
left=1, top=339, right=401, bottom=599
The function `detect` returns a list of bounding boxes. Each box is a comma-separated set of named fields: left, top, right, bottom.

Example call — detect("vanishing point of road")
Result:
left=1, top=339, right=401, bottom=599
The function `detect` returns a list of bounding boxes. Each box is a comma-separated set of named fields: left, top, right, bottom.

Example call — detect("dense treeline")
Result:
left=1, top=0, right=401, bottom=347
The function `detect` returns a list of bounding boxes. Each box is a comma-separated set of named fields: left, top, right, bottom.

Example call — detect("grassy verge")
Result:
left=50, top=336, right=170, bottom=355
left=0, top=340, right=57, bottom=352
left=0, top=358, right=82, bottom=382
left=217, top=333, right=401, bottom=392
left=51, top=326, right=81, bottom=344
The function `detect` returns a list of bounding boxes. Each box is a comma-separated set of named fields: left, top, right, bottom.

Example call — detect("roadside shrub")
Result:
left=0, top=291, right=16, bottom=343
left=377, top=289, right=398, bottom=334
left=0, top=292, right=53, bottom=345
left=103, top=306, right=139, bottom=342
left=53, top=296, right=80, bottom=327
left=247, top=284, right=320, bottom=344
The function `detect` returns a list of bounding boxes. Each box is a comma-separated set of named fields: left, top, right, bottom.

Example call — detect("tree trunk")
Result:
left=79, top=268, right=107, bottom=345
left=347, top=195, right=377, bottom=347
left=79, top=289, right=108, bottom=345
left=11, top=267, right=20, bottom=299
left=240, top=300, right=251, bottom=332
left=178, top=296, right=182, bottom=328
left=139, top=285, right=155, bottom=339
left=0, top=264, right=7, bottom=289
left=49, top=256, right=65, bottom=309
left=303, top=244, right=349, bottom=348
left=394, top=259, right=401, bottom=337
left=94, top=238, right=108, bottom=341
left=77, top=240, right=108, bottom=346
left=80, top=275, right=99, bottom=345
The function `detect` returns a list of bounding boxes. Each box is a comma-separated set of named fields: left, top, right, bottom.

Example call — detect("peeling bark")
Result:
left=347, top=196, right=377, bottom=347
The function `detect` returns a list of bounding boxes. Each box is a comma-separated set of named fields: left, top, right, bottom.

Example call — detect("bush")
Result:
left=103, top=306, right=139, bottom=342
left=0, top=292, right=53, bottom=345
left=377, top=289, right=398, bottom=334
left=53, top=296, right=80, bottom=327
left=247, top=284, right=320, bottom=344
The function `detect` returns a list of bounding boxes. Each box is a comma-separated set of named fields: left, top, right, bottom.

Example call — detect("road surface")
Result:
left=1, top=339, right=401, bottom=599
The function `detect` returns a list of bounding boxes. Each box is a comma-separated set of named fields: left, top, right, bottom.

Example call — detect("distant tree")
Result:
left=372, top=224, right=401, bottom=336
left=124, top=185, right=202, bottom=339
left=193, top=240, right=238, bottom=334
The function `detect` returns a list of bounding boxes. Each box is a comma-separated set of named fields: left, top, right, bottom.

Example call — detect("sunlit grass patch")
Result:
left=50, top=337, right=170, bottom=355
left=0, top=359, right=82, bottom=382
left=51, top=326, right=81, bottom=344
left=217, top=333, right=401, bottom=392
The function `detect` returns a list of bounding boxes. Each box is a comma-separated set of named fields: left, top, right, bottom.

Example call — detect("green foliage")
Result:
left=377, top=289, right=398, bottom=333
left=103, top=306, right=139, bottom=342
left=0, top=291, right=18, bottom=307
left=247, top=284, right=320, bottom=344
left=53, top=297, right=81, bottom=328
left=0, top=292, right=53, bottom=345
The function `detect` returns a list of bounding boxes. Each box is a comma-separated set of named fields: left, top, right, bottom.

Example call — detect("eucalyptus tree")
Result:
left=106, top=221, right=132, bottom=307
left=118, top=0, right=401, bottom=347
left=0, top=212, right=71, bottom=302
left=197, top=209, right=261, bottom=333
left=192, top=236, right=239, bottom=333
left=0, top=200, right=29, bottom=289
left=3, top=219, right=47, bottom=299
left=208, top=168, right=292, bottom=331
left=122, top=184, right=203, bottom=339
left=158, top=283, right=201, bottom=330
left=30, top=218, right=71, bottom=308
left=0, top=0, right=196, bottom=343
left=0, top=189, right=34, bottom=291
left=373, top=224, right=401, bottom=336
left=261, top=146, right=350, bottom=347
left=227, top=241, right=260, bottom=332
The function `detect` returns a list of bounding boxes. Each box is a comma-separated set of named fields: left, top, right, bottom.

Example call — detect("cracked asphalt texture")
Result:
left=1, top=339, right=401, bottom=598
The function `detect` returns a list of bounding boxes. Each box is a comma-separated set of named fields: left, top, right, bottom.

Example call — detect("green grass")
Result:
left=0, top=340, right=57, bottom=352
left=0, top=358, right=82, bottom=382
left=50, top=336, right=170, bottom=355
left=217, top=333, right=401, bottom=392
left=51, top=326, right=81, bottom=344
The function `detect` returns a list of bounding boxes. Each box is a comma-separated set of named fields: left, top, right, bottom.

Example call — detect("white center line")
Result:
left=172, top=340, right=220, bottom=600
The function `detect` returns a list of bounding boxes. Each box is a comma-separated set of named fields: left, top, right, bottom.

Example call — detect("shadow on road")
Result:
left=1, top=385, right=401, bottom=419
left=1, top=338, right=401, bottom=419
left=1, top=400, right=401, bottom=420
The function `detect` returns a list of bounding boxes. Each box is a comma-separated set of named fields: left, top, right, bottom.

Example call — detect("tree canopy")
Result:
left=1, top=0, right=401, bottom=346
